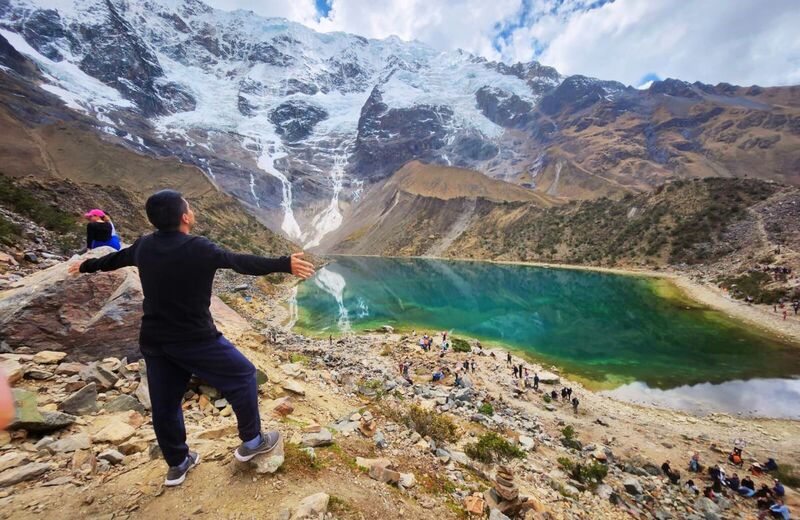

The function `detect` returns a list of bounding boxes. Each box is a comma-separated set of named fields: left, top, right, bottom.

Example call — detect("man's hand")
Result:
left=67, top=261, right=83, bottom=277
left=290, top=252, right=315, bottom=280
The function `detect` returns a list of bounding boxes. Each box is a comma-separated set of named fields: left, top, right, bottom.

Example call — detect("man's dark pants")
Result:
left=141, top=335, right=260, bottom=467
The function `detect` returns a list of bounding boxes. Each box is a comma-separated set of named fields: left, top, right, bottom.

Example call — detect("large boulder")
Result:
left=0, top=462, right=51, bottom=487
left=0, top=248, right=142, bottom=361
left=0, top=249, right=251, bottom=362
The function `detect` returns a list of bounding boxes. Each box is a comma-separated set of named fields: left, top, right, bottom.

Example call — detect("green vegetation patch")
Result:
left=558, top=456, right=608, bottom=488
left=450, top=337, right=472, bottom=352
left=464, top=432, right=525, bottom=463
left=0, top=174, right=78, bottom=235
left=396, top=405, right=460, bottom=445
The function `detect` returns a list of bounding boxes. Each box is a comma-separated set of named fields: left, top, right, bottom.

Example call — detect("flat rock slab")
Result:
left=0, top=452, right=29, bottom=473
left=32, top=350, right=67, bottom=364
left=103, top=394, right=146, bottom=414
left=59, top=383, right=98, bottom=415
left=93, top=420, right=136, bottom=443
left=301, top=428, right=332, bottom=447
left=291, top=492, right=329, bottom=520
left=282, top=380, right=306, bottom=396
left=537, top=371, right=560, bottom=384
left=10, top=410, right=76, bottom=433
left=46, top=433, right=91, bottom=453
left=0, top=462, right=51, bottom=487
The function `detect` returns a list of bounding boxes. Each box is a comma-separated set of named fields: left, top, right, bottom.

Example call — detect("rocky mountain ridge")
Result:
left=1, top=0, right=798, bottom=251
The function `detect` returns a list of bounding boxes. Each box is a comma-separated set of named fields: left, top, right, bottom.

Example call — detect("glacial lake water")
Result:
left=294, top=256, right=800, bottom=418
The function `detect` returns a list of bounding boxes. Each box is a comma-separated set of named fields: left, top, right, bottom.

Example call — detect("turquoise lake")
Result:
left=294, top=256, right=800, bottom=418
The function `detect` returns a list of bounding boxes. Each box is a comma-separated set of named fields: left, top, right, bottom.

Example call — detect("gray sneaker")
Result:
left=164, top=451, right=200, bottom=487
left=234, top=431, right=280, bottom=462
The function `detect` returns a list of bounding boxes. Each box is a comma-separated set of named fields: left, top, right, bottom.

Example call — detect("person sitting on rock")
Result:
left=571, top=396, right=579, bottom=414
left=661, top=460, right=672, bottom=476
left=728, top=473, right=740, bottom=491
left=739, top=476, right=757, bottom=497
left=84, top=209, right=120, bottom=251
left=685, top=479, right=699, bottom=495
left=432, top=369, right=444, bottom=382
left=761, top=499, right=791, bottom=520
left=773, top=479, right=785, bottom=498
left=755, top=484, right=775, bottom=510
left=667, top=468, right=680, bottom=485
left=729, top=447, right=744, bottom=467
left=101, top=212, right=122, bottom=250
left=550, top=389, right=558, bottom=401
left=69, top=190, right=315, bottom=487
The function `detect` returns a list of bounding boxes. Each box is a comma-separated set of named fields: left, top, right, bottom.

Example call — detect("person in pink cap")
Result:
left=84, top=209, right=120, bottom=250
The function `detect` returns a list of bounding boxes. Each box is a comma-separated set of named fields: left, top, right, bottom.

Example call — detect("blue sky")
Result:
left=205, top=0, right=800, bottom=87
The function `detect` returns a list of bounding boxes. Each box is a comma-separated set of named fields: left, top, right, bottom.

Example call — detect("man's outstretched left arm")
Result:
left=210, top=241, right=315, bottom=279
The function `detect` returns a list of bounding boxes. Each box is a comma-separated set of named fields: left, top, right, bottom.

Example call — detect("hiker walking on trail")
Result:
left=69, top=190, right=315, bottom=487
left=84, top=209, right=121, bottom=251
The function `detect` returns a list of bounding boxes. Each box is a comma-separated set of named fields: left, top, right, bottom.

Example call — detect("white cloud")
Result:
left=311, top=0, right=521, bottom=62
left=539, top=0, right=800, bottom=87
left=202, top=0, right=800, bottom=87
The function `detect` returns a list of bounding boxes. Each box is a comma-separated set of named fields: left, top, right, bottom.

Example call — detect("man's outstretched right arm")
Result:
left=72, top=240, right=139, bottom=274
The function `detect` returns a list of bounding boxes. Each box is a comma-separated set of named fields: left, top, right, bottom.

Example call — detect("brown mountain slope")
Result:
left=316, top=161, right=560, bottom=255
left=388, top=160, right=556, bottom=204
left=326, top=173, right=800, bottom=280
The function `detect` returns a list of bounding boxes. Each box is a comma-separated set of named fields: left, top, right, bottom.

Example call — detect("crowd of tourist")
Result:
left=661, top=446, right=792, bottom=519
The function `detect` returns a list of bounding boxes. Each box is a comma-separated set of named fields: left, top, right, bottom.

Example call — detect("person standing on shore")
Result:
left=69, top=190, right=315, bottom=487
left=533, top=373, right=539, bottom=390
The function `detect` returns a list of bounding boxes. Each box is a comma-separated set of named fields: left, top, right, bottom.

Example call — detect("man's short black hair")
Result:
left=145, top=190, right=187, bottom=231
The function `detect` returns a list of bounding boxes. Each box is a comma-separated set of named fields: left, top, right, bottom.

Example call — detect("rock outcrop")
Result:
left=0, top=248, right=142, bottom=361
left=0, top=247, right=251, bottom=362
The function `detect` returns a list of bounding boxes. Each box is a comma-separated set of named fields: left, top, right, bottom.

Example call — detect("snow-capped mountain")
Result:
left=1, top=0, right=798, bottom=249
left=0, top=0, right=562, bottom=246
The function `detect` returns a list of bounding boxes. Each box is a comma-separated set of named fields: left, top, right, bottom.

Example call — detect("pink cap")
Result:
left=84, top=209, right=105, bottom=218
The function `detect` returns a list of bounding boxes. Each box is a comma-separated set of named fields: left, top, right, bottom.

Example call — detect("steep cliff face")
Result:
left=2, top=0, right=797, bottom=250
